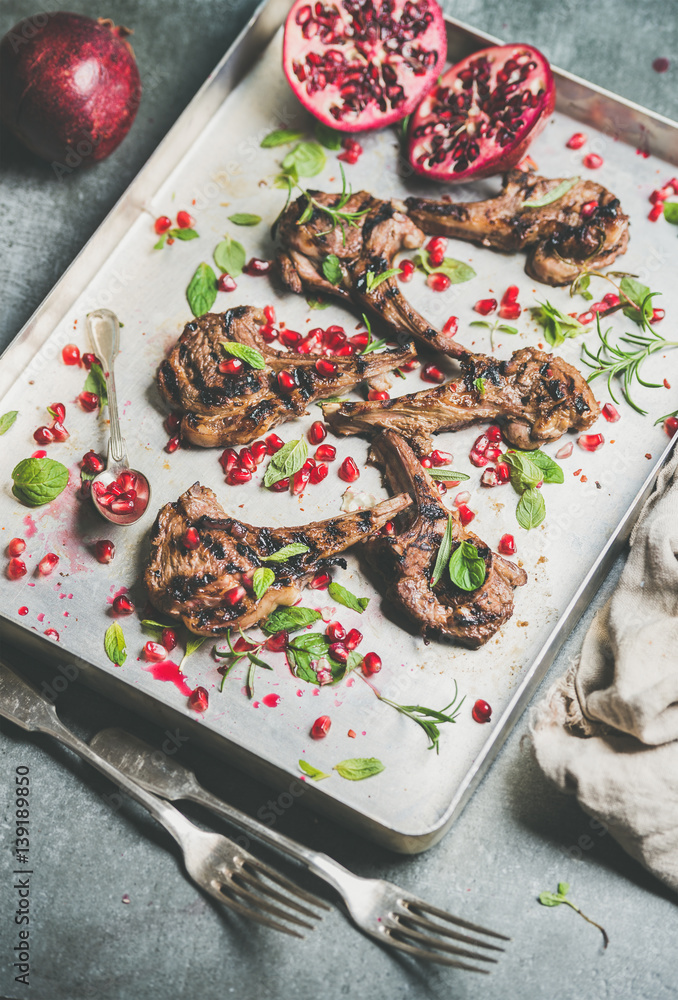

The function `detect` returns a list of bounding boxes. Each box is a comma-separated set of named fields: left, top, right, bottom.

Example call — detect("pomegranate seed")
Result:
left=663, top=416, right=678, bottom=437
left=176, top=210, right=194, bottom=229
left=649, top=187, right=672, bottom=203
left=469, top=449, right=487, bottom=468
left=496, top=462, right=510, bottom=483
left=350, top=331, right=370, bottom=350
left=268, top=477, right=290, bottom=492
left=473, top=432, right=490, bottom=455
left=243, top=257, right=272, bottom=276
left=315, top=358, right=338, bottom=378
left=112, top=594, right=135, bottom=615
left=315, top=443, right=336, bottom=462
left=218, top=357, right=243, bottom=375
left=308, top=421, right=327, bottom=445
left=382, top=521, right=395, bottom=535
left=265, top=433, right=285, bottom=454
left=326, top=621, right=346, bottom=642
left=430, top=450, right=453, bottom=467
left=650, top=308, right=665, bottom=324
left=8, top=538, right=26, bottom=557
left=398, top=259, right=415, bottom=282
left=156, top=628, right=176, bottom=652
left=37, top=552, right=59, bottom=575
left=79, top=391, right=99, bottom=412
left=428, top=249, right=444, bottom=267
left=329, top=642, right=348, bottom=663
left=426, top=235, right=447, bottom=255
left=259, top=323, right=277, bottom=342
left=485, top=445, right=502, bottom=462
left=33, top=425, right=54, bottom=445
left=291, top=467, right=310, bottom=495
left=339, top=456, right=360, bottom=482
left=278, top=370, right=297, bottom=392
left=265, top=630, right=289, bottom=652
left=602, top=403, right=620, bottom=422
left=581, top=200, right=598, bottom=219
left=498, top=534, right=516, bottom=556
left=32, top=450, right=47, bottom=459
left=556, top=442, right=574, bottom=459
left=234, top=635, right=254, bottom=651
left=583, top=153, right=603, bottom=169
left=303, top=457, right=316, bottom=471
left=668, top=178, right=678, bottom=194
left=164, top=412, right=181, bottom=434
left=457, top=504, right=475, bottom=526
left=82, top=353, right=100, bottom=371
left=421, top=363, right=445, bottom=384
left=310, top=715, right=331, bottom=739
left=578, top=433, right=605, bottom=452
left=94, top=540, right=115, bottom=564
left=474, top=298, right=497, bottom=316
left=499, top=302, right=521, bottom=320
left=603, top=293, right=621, bottom=308
left=309, top=462, right=328, bottom=484
left=227, top=466, right=253, bottom=485
left=566, top=132, right=587, bottom=149
left=338, top=148, right=360, bottom=164
left=51, top=421, right=69, bottom=442
left=219, top=448, right=238, bottom=474
left=224, top=585, right=246, bottom=606
left=187, top=686, right=209, bottom=713
left=182, top=527, right=200, bottom=550
left=472, top=699, right=492, bottom=723
left=47, top=402, right=66, bottom=423
left=368, top=389, right=390, bottom=401
left=442, top=316, right=458, bottom=336
left=485, top=426, right=501, bottom=444
left=110, top=497, right=134, bottom=514
left=454, top=490, right=471, bottom=506
left=239, top=448, right=256, bottom=472
left=145, top=641, right=167, bottom=662
left=648, top=204, right=663, bottom=222
left=61, top=343, right=81, bottom=366
left=165, top=435, right=180, bottom=454
left=578, top=311, right=595, bottom=325
left=361, top=652, right=382, bottom=675
left=309, top=571, right=331, bottom=590
left=480, top=468, right=498, bottom=487
left=154, top=215, right=172, bottom=234
left=427, top=272, right=450, bottom=292
left=81, top=450, right=105, bottom=474
left=419, top=456, right=432, bottom=469
left=7, top=558, right=27, bottom=580
left=278, top=328, right=301, bottom=349
left=345, top=628, right=363, bottom=650
left=502, top=285, right=520, bottom=305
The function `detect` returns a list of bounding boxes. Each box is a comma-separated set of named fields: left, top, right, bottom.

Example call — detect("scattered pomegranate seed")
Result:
left=309, top=571, right=331, bottom=590
left=310, top=462, right=329, bottom=484
left=427, top=272, right=450, bottom=292
left=308, top=421, right=327, bottom=445
left=348, top=729, right=356, bottom=738
left=144, top=641, right=167, bottom=662
left=578, top=433, right=605, bottom=452
left=457, top=504, right=475, bottom=526
left=112, top=594, right=135, bottom=615
left=566, top=132, right=587, bottom=149
left=233, top=636, right=256, bottom=653
left=315, top=443, right=336, bottom=462
left=185, top=686, right=209, bottom=713
left=664, top=416, right=678, bottom=438
left=400, top=359, right=420, bottom=373
left=602, top=293, right=620, bottom=308
left=368, top=389, right=390, bottom=401
left=33, top=425, right=54, bottom=445
left=350, top=331, right=370, bottom=351
left=154, top=215, right=172, bottom=234
left=219, top=357, right=243, bottom=376
left=243, top=258, right=272, bottom=276
left=382, top=521, right=395, bottom=535
left=361, top=652, right=382, bottom=675
left=650, top=308, right=665, bottom=324
left=499, top=302, right=521, bottom=320
left=480, top=468, right=498, bottom=488
left=583, top=153, right=603, bottom=169
left=8, top=538, right=26, bottom=558
left=652, top=57, right=670, bottom=73
left=94, top=540, right=115, bottom=563
left=219, top=448, right=238, bottom=474
left=239, top=448, right=256, bottom=473
left=649, top=187, right=672, bottom=203
left=32, top=450, right=47, bottom=459
left=261, top=305, right=276, bottom=326
left=398, top=259, right=415, bottom=282
left=329, top=642, right=349, bottom=662
left=454, top=491, right=471, bottom=506
left=581, top=200, right=598, bottom=219
left=61, top=343, right=81, bottom=366
left=157, top=628, right=175, bottom=652
left=7, top=558, right=27, bottom=580
left=420, top=455, right=432, bottom=468
left=486, top=425, right=502, bottom=443
left=602, top=403, right=620, bottom=423
left=345, top=628, right=363, bottom=650
left=291, top=467, right=311, bottom=495
left=648, top=203, right=663, bottom=222
left=577, top=311, right=595, bottom=325
left=176, top=210, right=194, bottom=229
left=182, top=527, right=200, bottom=550
left=315, top=358, right=338, bottom=378
left=485, top=445, right=502, bottom=462
left=474, top=298, right=497, bottom=316
left=556, top=442, right=573, bottom=459
left=496, top=461, right=510, bottom=483
left=259, top=322, right=277, bottom=342
left=442, top=316, right=458, bottom=336
left=498, top=534, right=516, bottom=556
left=223, top=585, right=246, bottom=606
left=79, top=391, right=99, bottom=412
left=664, top=379, right=671, bottom=390
left=227, top=466, right=253, bottom=486
left=37, top=553, right=59, bottom=575
left=668, top=178, right=678, bottom=194
left=326, top=621, right=346, bottom=642
left=81, top=450, right=104, bottom=474
left=339, top=456, right=360, bottom=482
left=268, top=477, right=290, bottom=492
left=430, top=450, right=452, bottom=467
left=265, top=630, right=289, bottom=652
left=311, top=715, right=331, bottom=739
left=421, top=363, right=445, bottom=384
left=82, top=353, right=100, bottom=370
left=164, top=412, right=181, bottom=434
left=278, top=370, right=297, bottom=392
left=265, top=433, right=284, bottom=454
left=472, top=699, right=492, bottom=723
left=165, top=435, right=180, bottom=454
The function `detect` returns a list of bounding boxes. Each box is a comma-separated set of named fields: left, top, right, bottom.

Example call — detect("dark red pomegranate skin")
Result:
left=0, top=12, right=142, bottom=164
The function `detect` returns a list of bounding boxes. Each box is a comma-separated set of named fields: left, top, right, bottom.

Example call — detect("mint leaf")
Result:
left=12, top=457, right=69, bottom=507
left=448, top=540, right=486, bottom=592
left=83, top=362, right=108, bottom=408
left=529, top=450, right=564, bottom=484
left=414, top=250, right=476, bottom=283
left=299, top=759, right=331, bottom=781
left=531, top=301, right=588, bottom=347
left=253, top=567, right=275, bottom=599
left=314, top=123, right=343, bottom=150
left=187, top=262, right=217, bottom=317
left=169, top=227, right=199, bottom=240
left=104, top=622, right=127, bottom=666
left=289, top=632, right=329, bottom=656
left=504, top=450, right=543, bottom=493
left=322, top=254, right=343, bottom=286
left=261, top=543, right=310, bottom=563
left=664, top=202, right=678, bottom=224
left=221, top=341, right=266, bottom=369
left=333, top=757, right=385, bottom=780
left=0, top=410, right=18, bottom=435
left=619, top=276, right=655, bottom=326
left=522, top=177, right=579, bottom=208
left=327, top=581, right=369, bottom=614
left=228, top=213, right=261, bottom=226
left=213, top=236, right=246, bottom=278
left=307, top=297, right=330, bottom=310
left=516, top=487, right=546, bottom=529
left=262, top=606, right=321, bottom=634
left=180, top=636, right=205, bottom=669
left=429, top=470, right=470, bottom=482
left=261, top=128, right=305, bottom=148
left=263, top=438, right=308, bottom=487
left=141, top=619, right=166, bottom=640
left=365, top=267, right=401, bottom=292
left=154, top=235, right=167, bottom=250
left=431, top=515, right=454, bottom=588
left=282, top=141, right=326, bottom=178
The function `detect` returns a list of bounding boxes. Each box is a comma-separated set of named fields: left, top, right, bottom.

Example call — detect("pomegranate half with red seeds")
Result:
left=407, top=43, right=555, bottom=181
left=283, top=0, right=447, bottom=132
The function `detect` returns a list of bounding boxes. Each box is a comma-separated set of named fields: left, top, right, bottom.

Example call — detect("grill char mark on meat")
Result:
left=406, top=169, right=630, bottom=286
left=323, top=346, right=599, bottom=452
left=363, top=432, right=527, bottom=647
left=144, top=483, right=413, bottom=635
left=157, top=307, right=417, bottom=448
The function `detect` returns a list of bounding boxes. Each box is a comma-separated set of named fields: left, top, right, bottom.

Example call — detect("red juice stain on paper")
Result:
left=346, top=676, right=355, bottom=687
left=144, top=660, right=193, bottom=697
left=18, top=607, right=28, bottom=616
left=252, top=701, right=260, bottom=708
left=312, top=688, right=320, bottom=696
left=37, top=613, right=45, bottom=623
left=262, top=693, right=281, bottom=708
left=23, top=515, right=37, bottom=538
left=107, top=585, right=129, bottom=605
left=296, top=689, right=304, bottom=697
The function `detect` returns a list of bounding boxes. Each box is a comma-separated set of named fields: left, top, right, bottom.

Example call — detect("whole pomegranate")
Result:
left=283, top=0, right=447, bottom=132
left=407, top=43, right=555, bottom=181
left=0, top=12, right=142, bottom=164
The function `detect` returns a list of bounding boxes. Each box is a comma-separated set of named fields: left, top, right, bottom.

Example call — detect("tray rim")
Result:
left=1, top=0, right=677, bottom=853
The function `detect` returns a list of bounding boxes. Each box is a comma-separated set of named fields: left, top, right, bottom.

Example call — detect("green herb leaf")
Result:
left=83, top=362, right=108, bottom=408
left=261, top=543, right=310, bottom=563
left=558, top=881, right=570, bottom=897
left=428, top=470, right=471, bottom=482
left=299, top=759, right=331, bottom=780
left=531, top=301, right=589, bottom=348
left=431, top=515, right=454, bottom=588
left=448, top=540, right=487, bottom=592
left=262, top=606, right=321, bottom=634
left=322, top=253, right=343, bottom=286
left=153, top=235, right=167, bottom=250
left=571, top=273, right=593, bottom=301
left=0, top=410, right=18, bottom=435
left=664, top=202, right=678, bottom=224
left=228, top=213, right=261, bottom=226
left=414, top=250, right=476, bottom=284
left=361, top=336, right=387, bottom=356
left=497, top=325, right=519, bottom=335
left=538, top=882, right=609, bottom=947
left=261, top=128, right=305, bottom=148
left=314, top=123, right=343, bottom=150
left=516, top=487, right=546, bottom=529
left=282, top=141, right=327, bottom=178
left=252, top=567, right=275, bottom=599
left=306, top=297, right=330, bottom=310
left=522, top=177, right=579, bottom=208
left=11, top=457, right=69, bottom=507
left=528, top=450, right=564, bottom=484
left=503, top=450, right=543, bottom=493
left=213, top=236, right=246, bottom=278
left=221, top=341, right=266, bottom=369
left=333, top=757, right=385, bottom=781
left=289, top=632, right=329, bottom=656
left=469, top=320, right=491, bottom=329
left=327, top=581, right=369, bottom=614
left=169, top=227, right=199, bottom=241
left=619, top=276, right=655, bottom=326
left=141, top=619, right=166, bottom=640
left=263, top=438, right=308, bottom=487
left=474, top=377, right=486, bottom=397
left=181, top=636, right=205, bottom=669
left=376, top=681, right=465, bottom=754
left=104, top=622, right=127, bottom=666
left=538, top=891, right=564, bottom=907
left=365, top=267, right=401, bottom=293
left=187, top=262, right=217, bottom=317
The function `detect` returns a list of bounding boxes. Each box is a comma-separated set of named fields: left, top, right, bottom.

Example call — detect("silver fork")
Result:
left=91, top=726, right=509, bottom=972
left=0, top=662, right=327, bottom=937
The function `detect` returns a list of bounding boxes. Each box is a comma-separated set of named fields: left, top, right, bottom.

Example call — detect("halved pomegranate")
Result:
left=407, top=43, right=555, bottom=181
left=283, top=0, right=447, bottom=132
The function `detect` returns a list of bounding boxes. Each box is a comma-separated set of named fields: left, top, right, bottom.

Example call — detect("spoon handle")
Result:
left=87, top=309, right=128, bottom=468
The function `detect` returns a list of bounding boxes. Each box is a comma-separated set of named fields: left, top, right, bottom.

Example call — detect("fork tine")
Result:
left=223, top=876, right=317, bottom=931
left=234, top=867, right=324, bottom=920
left=390, top=923, right=498, bottom=964
left=242, top=858, right=331, bottom=912
left=399, top=912, right=505, bottom=952
left=404, top=900, right=510, bottom=941
left=380, top=932, right=491, bottom=973
left=200, top=880, right=305, bottom=938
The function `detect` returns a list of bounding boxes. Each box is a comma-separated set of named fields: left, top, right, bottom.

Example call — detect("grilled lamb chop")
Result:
left=277, top=190, right=466, bottom=358
left=145, top=482, right=412, bottom=636
left=157, top=306, right=416, bottom=448
left=324, top=345, right=599, bottom=452
left=406, top=169, right=629, bottom=286
left=363, top=432, right=527, bottom=647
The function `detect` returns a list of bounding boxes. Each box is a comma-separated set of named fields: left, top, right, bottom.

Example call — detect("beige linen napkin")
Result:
left=531, top=447, right=678, bottom=893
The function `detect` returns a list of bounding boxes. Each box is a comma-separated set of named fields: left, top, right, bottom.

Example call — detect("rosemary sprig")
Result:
left=296, top=164, right=370, bottom=242
left=581, top=314, right=678, bottom=415
left=363, top=677, right=465, bottom=753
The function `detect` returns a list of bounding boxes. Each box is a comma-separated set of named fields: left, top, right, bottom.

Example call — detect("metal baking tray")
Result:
left=1, top=0, right=677, bottom=852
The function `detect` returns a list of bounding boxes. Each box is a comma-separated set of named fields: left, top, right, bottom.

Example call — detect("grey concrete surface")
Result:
left=0, top=2, right=677, bottom=999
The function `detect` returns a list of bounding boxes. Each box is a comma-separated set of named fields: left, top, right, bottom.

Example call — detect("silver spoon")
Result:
left=86, top=308, right=151, bottom=525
